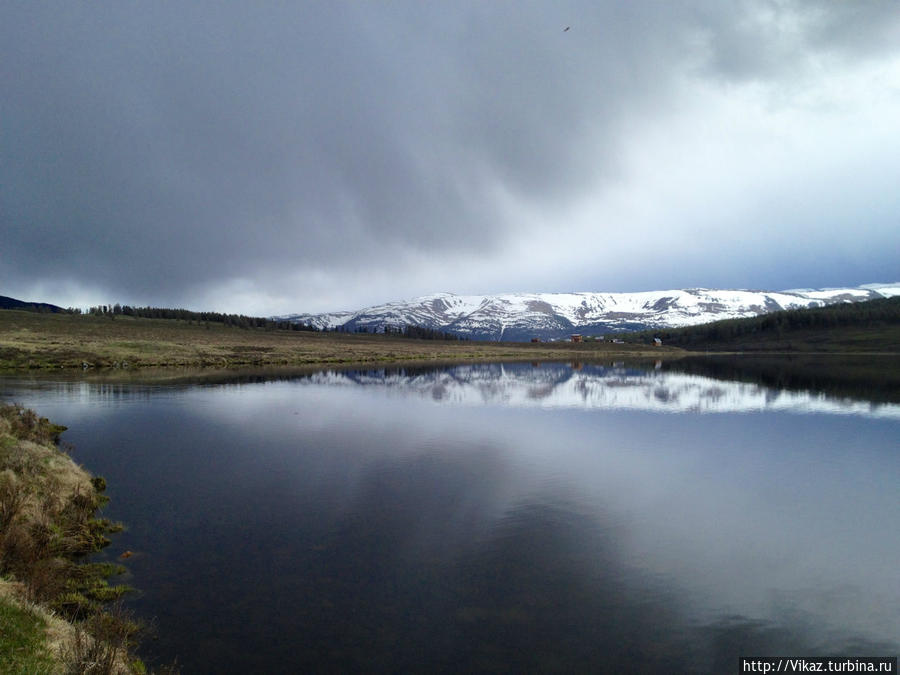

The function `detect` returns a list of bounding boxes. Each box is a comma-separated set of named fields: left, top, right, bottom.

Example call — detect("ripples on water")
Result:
left=2, top=361, right=898, bottom=673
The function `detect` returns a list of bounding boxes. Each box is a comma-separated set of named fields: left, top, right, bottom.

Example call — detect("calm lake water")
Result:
left=2, top=361, right=898, bottom=673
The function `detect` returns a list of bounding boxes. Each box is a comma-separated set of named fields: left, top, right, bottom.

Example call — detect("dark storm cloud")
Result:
left=3, top=2, right=619, bottom=295
left=2, top=2, right=899, bottom=309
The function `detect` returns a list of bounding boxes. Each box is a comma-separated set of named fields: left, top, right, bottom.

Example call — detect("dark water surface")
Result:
left=2, top=362, right=898, bottom=673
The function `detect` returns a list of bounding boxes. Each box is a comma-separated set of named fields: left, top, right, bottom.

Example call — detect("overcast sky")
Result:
left=3, top=1, right=899, bottom=315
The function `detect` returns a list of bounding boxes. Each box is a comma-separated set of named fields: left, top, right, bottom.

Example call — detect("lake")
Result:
left=2, top=360, right=898, bottom=673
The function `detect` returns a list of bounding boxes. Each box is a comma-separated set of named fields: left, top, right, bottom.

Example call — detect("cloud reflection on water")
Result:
left=1, top=365, right=897, bottom=672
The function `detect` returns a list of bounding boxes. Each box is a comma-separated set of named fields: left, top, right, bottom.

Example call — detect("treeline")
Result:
left=82, top=303, right=318, bottom=331
left=78, top=304, right=464, bottom=339
left=343, top=323, right=465, bottom=340
left=631, top=296, right=900, bottom=347
left=400, top=324, right=465, bottom=340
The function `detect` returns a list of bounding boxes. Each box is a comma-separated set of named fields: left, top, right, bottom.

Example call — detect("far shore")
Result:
left=5, top=309, right=898, bottom=378
left=0, top=309, right=681, bottom=372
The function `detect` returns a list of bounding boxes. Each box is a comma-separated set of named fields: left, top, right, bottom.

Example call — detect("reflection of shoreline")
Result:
left=665, top=354, right=900, bottom=405
left=303, top=363, right=900, bottom=420
left=6, top=356, right=899, bottom=419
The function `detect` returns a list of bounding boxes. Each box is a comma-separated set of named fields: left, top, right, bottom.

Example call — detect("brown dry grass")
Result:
left=0, top=310, right=679, bottom=371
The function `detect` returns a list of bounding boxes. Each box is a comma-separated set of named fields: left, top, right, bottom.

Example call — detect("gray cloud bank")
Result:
left=3, top=2, right=899, bottom=313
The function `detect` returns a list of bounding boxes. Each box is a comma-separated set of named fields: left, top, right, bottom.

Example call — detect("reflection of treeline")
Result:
left=83, top=304, right=318, bottom=331
left=632, top=296, right=900, bottom=349
left=665, top=355, right=900, bottom=405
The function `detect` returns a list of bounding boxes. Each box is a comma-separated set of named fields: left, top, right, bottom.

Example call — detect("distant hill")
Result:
left=278, top=283, right=900, bottom=341
left=631, top=296, right=900, bottom=352
left=0, top=295, right=65, bottom=313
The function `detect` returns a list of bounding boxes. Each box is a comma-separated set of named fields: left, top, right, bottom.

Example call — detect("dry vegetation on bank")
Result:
left=0, top=404, right=157, bottom=674
left=0, top=310, right=678, bottom=371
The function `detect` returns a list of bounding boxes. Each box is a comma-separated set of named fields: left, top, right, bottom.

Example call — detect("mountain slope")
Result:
left=630, top=295, right=900, bottom=353
left=0, top=295, right=65, bottom=313
left=279, top=283, right=900, bottom=342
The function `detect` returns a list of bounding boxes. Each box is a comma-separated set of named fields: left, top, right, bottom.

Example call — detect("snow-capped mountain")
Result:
left=279, top=283, right=900, bottom=341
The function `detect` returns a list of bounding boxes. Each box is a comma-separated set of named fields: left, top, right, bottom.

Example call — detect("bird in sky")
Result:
left=563, top=26, right=570, bottom=32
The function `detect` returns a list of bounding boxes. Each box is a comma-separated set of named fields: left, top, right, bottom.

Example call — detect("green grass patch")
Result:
left=0, top=597, right=57, bottom=674
left=108, top=341, right=165, bottom=352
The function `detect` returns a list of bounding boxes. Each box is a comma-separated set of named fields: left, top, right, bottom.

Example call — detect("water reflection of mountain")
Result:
left=305, top=362, right=900, bottom=420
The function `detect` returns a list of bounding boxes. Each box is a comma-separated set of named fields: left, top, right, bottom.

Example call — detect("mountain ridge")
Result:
left=278, top=283, right=900, bottom=342
left=0, top=295, right=65, bottom=313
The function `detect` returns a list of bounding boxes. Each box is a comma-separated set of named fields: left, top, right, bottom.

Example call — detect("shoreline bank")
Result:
left=0, top=308, right=679, bottom=371
left=0, top=404, right=146, bottom=673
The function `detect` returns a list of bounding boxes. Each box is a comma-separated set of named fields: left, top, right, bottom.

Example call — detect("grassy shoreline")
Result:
left=0, top=309, right=678, bottom=371
left=0, top=404, right=149, bottom=673
left=5, top=308, right=898, bottom=380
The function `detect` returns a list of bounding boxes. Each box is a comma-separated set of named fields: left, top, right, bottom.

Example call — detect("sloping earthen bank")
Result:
left=0, top=403, right=152, bottom=674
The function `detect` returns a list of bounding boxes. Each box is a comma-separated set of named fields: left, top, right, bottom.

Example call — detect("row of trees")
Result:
left=81, top=304, right=318, bottom=331
left=338, top=323, right=464, bottom=340
left=632, top=296, right=900, bottom=346
left=398, top=324, right=465, bottom=340
left=75, top=304, right=466, bottom=339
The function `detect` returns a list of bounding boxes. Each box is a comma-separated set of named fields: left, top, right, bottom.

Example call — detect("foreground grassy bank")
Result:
left=0, top=310, right=677, bottom=371
left=0, top=404, right=149, bottom=674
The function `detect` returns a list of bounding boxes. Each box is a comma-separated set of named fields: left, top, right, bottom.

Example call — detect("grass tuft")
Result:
left=0, top=595, right=57, bottom=674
